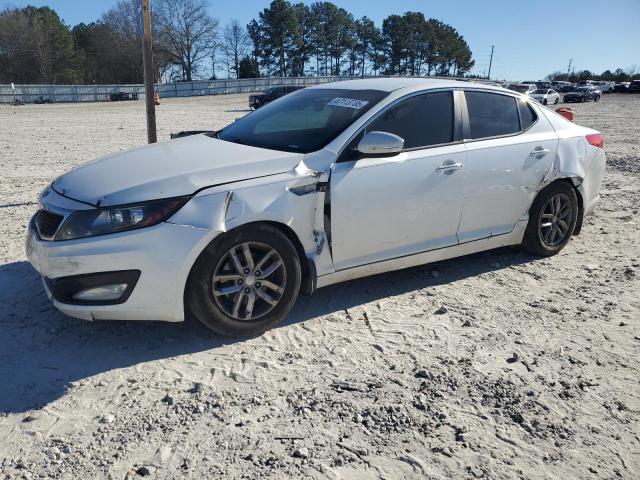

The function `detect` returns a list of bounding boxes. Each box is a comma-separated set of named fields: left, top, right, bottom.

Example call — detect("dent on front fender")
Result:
left=166, top=162, right=335, bottom=277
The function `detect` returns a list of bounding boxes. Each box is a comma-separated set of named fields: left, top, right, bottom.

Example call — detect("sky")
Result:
left=2, top=0, right=639, bottom=81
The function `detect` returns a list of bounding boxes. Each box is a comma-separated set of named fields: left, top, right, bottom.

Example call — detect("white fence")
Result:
left=0, top=75, right=496, bottom=104
left=0, top=76, right=360, bottom=104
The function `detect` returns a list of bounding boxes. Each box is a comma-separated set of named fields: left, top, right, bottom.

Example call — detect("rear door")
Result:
left=329, top=90, right=467, bottom=270
left=457, top=91, right=558, bottom=242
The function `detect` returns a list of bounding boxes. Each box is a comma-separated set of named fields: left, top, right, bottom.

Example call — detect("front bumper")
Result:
left=27, top=218, right=216, bottom=322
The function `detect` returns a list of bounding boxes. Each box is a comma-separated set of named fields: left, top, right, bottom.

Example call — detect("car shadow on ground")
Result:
left=0, top=247, right=536, bottom=413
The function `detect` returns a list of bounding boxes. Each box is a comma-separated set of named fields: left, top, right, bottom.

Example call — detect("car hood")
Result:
left=53, top=134, right=304, bottom=207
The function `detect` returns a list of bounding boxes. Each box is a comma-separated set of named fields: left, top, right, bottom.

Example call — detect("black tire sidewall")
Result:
left=523, top=182, right=578, bottom=256
left=187, top=224, right=301, bottom=337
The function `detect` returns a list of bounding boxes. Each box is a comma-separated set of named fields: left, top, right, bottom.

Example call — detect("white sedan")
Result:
left=529, top=88, right=561, bottom=105
left=27, top=78, right=606, bottom=336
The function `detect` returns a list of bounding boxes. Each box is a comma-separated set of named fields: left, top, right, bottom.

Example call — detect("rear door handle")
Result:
left=436, top=162, right=463, bottom=172
left=529, top=148, right=550, bottom=157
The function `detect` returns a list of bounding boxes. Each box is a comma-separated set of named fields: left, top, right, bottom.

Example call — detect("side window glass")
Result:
left=465, top=92, right=520, bottom=139
left=518, top=100, right=537, bottom=130
left=366, top=91, right=454, bottom=149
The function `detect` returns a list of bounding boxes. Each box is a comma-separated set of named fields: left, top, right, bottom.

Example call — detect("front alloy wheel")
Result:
left=187, top=224, right=301, bottom=337
left=212, top=242, right=286, bottom=321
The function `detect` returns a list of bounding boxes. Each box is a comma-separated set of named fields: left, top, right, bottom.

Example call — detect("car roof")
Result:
left=309, top=77, right=507, bottom=94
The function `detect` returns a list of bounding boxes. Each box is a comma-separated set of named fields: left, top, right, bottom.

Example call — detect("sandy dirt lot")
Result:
left=0, top=92, right=638, bottom=480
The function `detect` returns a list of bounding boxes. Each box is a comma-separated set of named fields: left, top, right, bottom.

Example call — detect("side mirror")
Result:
left=357, top=131, right=404, bottom=158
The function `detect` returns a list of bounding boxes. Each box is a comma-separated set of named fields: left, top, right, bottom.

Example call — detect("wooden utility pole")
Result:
left=140, top=0, right=157, bottom=143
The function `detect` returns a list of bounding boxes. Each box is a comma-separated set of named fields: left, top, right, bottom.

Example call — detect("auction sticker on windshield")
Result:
left=328, top=97, right=370, bottom=109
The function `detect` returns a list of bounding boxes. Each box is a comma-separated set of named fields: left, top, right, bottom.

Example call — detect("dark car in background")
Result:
left=109, top=91, right=138, bottom=101
left=629, top=80, right=640, bottom=93
left=249, top=85, right=304, bottom=109
left=613, top=82, right=630, bottom=93
left=558, top=84, right=576, bottom=92
left=563, top=87, right=601, bottom=103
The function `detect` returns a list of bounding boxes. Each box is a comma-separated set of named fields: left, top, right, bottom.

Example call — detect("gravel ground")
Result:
left=0, top=93, right=639, bottom=480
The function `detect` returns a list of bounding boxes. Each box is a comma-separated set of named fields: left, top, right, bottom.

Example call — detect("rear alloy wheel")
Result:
left=523, top=182, right=578, bottom=256
left=187, top=224, right=301, bottom=337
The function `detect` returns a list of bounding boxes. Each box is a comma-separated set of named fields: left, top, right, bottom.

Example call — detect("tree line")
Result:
left=0, top=0, right=474, bottom=84
left=546, top=67, right=640, bottom=83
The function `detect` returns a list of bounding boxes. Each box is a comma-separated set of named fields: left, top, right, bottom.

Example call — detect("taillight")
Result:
left=586, top=133, right=604, bottom=149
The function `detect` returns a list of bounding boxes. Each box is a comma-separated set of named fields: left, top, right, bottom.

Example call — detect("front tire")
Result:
left=522, top=182, right=578, bottom=256
left=186, top=224, right=301, bottom=337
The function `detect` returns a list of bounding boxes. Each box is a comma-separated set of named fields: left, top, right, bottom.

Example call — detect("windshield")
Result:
left=219, top=88, right=388, bottom=153
left=532, top=89, right=547, bottom=94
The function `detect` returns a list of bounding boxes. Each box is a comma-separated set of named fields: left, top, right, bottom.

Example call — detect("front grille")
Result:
left=35, top=209, right=64, bottom=239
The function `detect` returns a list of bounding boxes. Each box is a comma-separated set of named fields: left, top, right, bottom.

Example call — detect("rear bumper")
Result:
left=27, top=218, right=217, bottom=322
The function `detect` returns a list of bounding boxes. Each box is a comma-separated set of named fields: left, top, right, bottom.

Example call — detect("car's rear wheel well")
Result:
left=534, top=178, right=584, bottom=235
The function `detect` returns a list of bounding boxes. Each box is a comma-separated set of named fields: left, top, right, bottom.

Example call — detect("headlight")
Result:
left=55, top=196, right=189, bottom=241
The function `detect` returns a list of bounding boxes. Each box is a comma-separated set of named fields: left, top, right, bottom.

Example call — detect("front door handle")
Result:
left=436, top=162, right=463, bottom=172
left=529, top=148, right=550, bottom=157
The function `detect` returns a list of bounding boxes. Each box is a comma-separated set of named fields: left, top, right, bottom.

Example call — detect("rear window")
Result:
left=465, top=91, right=520, bottom=139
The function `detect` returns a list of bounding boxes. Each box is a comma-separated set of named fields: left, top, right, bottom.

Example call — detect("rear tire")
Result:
left=554, top=98, right=559, bottom=104
left=186, top=224, right=301, bottom=337
left=522, top=182, right=578, bottom=257
left=543, top=99, right=548, bottom=105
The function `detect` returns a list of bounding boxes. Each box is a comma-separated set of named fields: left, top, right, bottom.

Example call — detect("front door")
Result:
left=329, top=90, right=466, bottom=271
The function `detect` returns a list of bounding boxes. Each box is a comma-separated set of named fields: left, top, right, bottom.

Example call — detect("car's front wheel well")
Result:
left=184, top=221, right=314, bottom=307
left=259, top=221, right=314, bottom=295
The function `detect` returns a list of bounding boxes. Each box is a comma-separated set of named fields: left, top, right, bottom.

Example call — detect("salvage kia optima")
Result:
left=27, top=79, right=606, bottom=336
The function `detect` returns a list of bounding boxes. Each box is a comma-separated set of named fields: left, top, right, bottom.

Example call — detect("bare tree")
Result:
left=222, top=19, right=249, bottom=78
left=154, top=0, right=219, bottom=81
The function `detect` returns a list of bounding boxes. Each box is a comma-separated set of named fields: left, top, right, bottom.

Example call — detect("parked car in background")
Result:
left=558, top=83, right=576, bottom=93
left=506, top=83, right=536, bottom=94
left=628, top=80, right=640, bottom=93
left=34, top=96, right=55, bottom=104
left=27, top=78, right=606, bottom=337
left=249, top=85, right=304, bottom=109
left=593, top=81, right=614, bottom=93
left=109, top=92, right=138, bottom=101
left=613, top=82, right=630, bottom=93
left=530, top=88, right=560, bottom=105
left=551, top=81, right=572, bottom=91
left=564, top=86, right=601, bottom=103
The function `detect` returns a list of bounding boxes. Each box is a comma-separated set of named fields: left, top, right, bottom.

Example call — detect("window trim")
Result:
left=460, top=89, right=539, bottom=143
left=336, top=88, right=464, bottom=163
